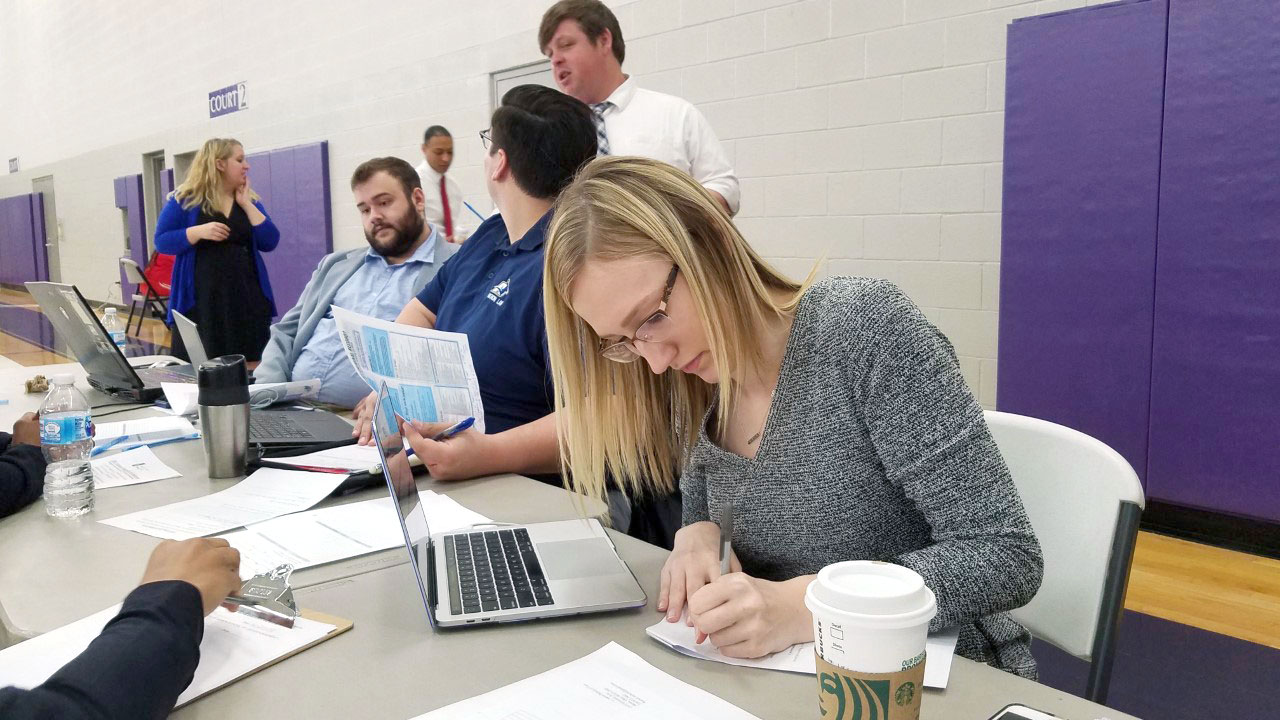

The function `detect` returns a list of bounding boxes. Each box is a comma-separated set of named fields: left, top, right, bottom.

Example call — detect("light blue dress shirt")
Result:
left=292, top=236, right=438, bottom=407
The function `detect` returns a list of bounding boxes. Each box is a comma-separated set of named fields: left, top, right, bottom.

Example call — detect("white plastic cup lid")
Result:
left=52, top=373, right=74, bottom=385
left=808, top=561, right=936, bottom=625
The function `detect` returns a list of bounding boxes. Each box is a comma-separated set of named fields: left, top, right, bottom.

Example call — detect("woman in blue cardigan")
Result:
left=154, top=137, right=279, bottom=361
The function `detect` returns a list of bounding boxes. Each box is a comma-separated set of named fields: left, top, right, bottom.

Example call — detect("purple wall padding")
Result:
left=113, top=177, right=127, bottom=209
left=0, top=194, right=42, bottom=285
left=248, top=141, right=332, bottom=317
left=30, top=194, right=49, bottom=282
left=997, top=0, right=1168, bottom=484
left=160, top=168, right=174, bottom=200
left=1146, top=0, right=1280, bottom=522
left=115, top=174, right=147, bottom=302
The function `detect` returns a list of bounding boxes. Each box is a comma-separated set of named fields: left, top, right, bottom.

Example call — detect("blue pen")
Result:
left=431, top=417, right=475, bottom=442
left=463, top=201, right=487, bottom=222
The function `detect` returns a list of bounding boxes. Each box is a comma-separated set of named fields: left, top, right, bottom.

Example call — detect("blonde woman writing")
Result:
left=543, top=157, right=1044, bottom=678
left=155, top=138, right=279, bottom=361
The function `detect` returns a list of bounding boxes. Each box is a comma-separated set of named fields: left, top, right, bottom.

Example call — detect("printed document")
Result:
left=269, top=443, right=382, bottom=472
left=0, top=604, right=335, bottom=708
left=332, top=306, right=485, bottom=431
left=221, top=490, right=491, bottom=579
left=92, top=415, right=199, bottom=456
left=100, top=468, right=349, bottom=540
left=162, top=379, right=322, bottom=416
left=647, top=618, right=961, bottom=689
left=90, top=445, right=181, bottom=489
left=410, top=641, right=761, bottom=719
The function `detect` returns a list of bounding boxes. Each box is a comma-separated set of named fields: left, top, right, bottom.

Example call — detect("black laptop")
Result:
left=26, top=281, right=355, bottom=447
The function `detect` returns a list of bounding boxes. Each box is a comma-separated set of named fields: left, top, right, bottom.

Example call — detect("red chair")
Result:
left=120, top=254, right=172, bottom=334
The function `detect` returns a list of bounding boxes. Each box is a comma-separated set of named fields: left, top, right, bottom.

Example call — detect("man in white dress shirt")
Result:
left=415, top=125, right=473, bottom=246
left=538, top=0, right=740, bottom=216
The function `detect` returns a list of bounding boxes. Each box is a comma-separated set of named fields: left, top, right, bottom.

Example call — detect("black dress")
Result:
left=191, top=203, right=272, bottom=361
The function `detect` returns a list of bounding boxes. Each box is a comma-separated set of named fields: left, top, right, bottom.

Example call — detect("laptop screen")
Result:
left=370, top=381, right=436, bottom=627
left=171, top=311, right=209, bottom=366
left=25, top=282, right=143, bottom=391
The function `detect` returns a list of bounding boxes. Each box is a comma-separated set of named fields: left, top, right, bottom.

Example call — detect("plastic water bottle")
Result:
left=39, top=374, right=95, bottom=518
left=101, top=307, right=127, bottom=351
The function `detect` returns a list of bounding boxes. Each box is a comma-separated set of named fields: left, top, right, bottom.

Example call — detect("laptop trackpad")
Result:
left=538, top=539, right=622, bottom=581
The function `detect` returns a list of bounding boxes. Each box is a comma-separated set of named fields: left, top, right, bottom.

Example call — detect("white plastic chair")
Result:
left=119, top=257, right=167, bottom=335
left=985, top=410, right=1145, bottom=705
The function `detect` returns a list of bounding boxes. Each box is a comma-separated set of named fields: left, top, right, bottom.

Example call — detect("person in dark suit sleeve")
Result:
left=0, top=538, right=242, bottom=719
left=0, top=412, right=45, bottom=519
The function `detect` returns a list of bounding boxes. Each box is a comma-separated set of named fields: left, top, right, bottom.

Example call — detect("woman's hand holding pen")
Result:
left=686, top=573, right=814, bottom=659
left=658, top=522, right=739, bottom=624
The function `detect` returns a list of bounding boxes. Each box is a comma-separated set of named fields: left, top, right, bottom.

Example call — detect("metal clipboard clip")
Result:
left=221, top=563, right=299, bottom=628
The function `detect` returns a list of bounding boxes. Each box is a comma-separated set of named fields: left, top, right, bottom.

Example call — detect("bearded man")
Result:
left=254, top=156, right=450, bottom=407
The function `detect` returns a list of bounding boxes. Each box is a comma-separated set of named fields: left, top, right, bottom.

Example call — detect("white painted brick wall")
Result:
left=0, top=0, right=1072, bottom=407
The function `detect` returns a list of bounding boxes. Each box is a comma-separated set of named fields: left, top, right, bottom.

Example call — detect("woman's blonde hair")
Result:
left=544, top=156, right=807, bottom=505
left=173, top=138, right=258, bottom=214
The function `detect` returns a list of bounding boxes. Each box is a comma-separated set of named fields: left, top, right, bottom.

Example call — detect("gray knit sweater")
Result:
left=681, top=277, right=1044, bottom=679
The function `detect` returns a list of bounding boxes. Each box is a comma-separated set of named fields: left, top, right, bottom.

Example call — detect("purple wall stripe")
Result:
left=1146, top=0, right=1280, bottom=521
left=997, top=0, right=1169, bottom=485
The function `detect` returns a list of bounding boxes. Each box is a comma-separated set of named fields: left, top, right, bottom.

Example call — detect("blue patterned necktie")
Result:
left=591, top=101, right=612, bottom=156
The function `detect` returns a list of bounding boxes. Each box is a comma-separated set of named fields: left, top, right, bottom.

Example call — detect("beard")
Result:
left=365, top=203, right=425, bottom=258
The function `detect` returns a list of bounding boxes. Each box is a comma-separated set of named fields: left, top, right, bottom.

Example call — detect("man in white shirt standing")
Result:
left=415, top=125, right=473, bottom=247
left=539, top=0, right=740, bottom=216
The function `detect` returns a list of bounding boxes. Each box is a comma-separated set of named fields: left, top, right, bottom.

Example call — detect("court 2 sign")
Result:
left=209, top=82, right=248, bottom=118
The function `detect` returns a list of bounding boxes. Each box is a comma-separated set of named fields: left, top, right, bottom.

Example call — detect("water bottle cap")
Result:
left=105, top=307, right=116, bottom=314
left=198, top=355, right=250, bottom=406
left=52, top=373, right=74, bottom=385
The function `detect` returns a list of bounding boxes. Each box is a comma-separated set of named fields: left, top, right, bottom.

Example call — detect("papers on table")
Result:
left=332, top=306, right=485, bottom=432
left=100, top=468, right=349, bottom=540
left=0, top=603, right=336, bottom=709
left=269, top=443, right=382, bottom=473
left=92, top=415, right=199, bottom=456
left=646, top=617, right=961, bottom=689
left=220, top=490, right=492, bottom=579
left=411, top=641, right=761, bottom=719
left=161, top=379, right=322, bottom=416
left=90, top=445, right=181, bottom=489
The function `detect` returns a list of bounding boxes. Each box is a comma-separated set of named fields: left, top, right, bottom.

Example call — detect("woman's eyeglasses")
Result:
left=599, top=264, right=679, bottom=363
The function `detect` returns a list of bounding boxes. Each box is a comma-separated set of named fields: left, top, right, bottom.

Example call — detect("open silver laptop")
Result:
left=170, top=309, right=354, bottom=447
left=26, top=281, right=193, bottom=401
left=370, top=382, right=646, bottom=628
left=171, top=310, right=210, bottom=366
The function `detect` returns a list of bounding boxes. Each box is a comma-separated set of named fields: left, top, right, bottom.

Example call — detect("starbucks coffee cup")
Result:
left=804, top=561, right=937, bottom=720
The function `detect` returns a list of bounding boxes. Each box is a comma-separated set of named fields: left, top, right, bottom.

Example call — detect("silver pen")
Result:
left=719, top=503, right=734, bottom=575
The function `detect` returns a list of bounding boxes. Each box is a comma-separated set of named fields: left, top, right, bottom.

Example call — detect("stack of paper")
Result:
left=90, top=445, right=182, bottom=489
left=100, top=468, right=349, bottom=540
left=646, top=617, right=961, bottom=689
left=411, top=642, right=761, bottom=719
left=161, top=380, right=322, bottom=416
left=220, top=490, right=492, bottom=579
left=0, top=604, right=338, bottom=708
left=92, top=416, right=199, bottom=456
left=269, top=443, right=382, bottom=473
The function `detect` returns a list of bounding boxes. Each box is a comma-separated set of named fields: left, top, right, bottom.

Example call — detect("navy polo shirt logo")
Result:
left=487, top=277, right=511, bottom=306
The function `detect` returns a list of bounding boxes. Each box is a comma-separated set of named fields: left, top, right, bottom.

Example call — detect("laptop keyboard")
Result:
left=249, top=414, right=311, bottom=440
left=444, top=528, right=554, bottom=615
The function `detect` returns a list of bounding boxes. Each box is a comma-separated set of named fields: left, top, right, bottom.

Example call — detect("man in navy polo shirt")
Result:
left=353, top=84, right=597, bottom=484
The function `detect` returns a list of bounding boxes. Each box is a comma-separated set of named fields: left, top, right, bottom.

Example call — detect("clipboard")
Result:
left=176, top=609, right=354, bottom=708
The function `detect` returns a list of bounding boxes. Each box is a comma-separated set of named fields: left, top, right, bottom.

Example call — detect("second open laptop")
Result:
left=26, top=281, right=193, bottom=401
left=369, top=382, right=646, bottom=628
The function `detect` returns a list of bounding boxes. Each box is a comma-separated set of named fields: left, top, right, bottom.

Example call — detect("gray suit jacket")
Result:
left=255, top=234, right=449, bottom=383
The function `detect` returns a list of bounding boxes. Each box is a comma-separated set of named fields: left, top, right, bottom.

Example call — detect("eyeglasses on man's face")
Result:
left=599, top=264, right=679, bottom=363
left=479, top=129, right=492, bottom=150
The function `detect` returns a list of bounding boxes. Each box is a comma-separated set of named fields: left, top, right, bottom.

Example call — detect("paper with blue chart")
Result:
left=331, top=306, right=485, bottom=432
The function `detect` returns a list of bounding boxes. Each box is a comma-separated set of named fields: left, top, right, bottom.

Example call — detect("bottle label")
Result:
left=41, top=415, right=91, bottom=445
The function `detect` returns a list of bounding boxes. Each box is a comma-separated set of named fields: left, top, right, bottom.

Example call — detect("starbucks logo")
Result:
left=895, top=681, right=915, bottom=706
